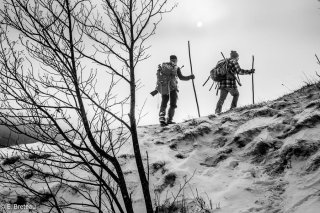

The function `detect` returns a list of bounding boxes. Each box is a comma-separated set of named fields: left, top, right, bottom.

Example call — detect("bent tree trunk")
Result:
left=129, top=54, right=153, bottom=213
left=66, top=1, right=134, bottom=212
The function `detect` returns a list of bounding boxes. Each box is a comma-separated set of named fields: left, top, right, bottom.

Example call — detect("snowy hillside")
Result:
left=1, top=83, right=320, bottom=213
left=126, top=83, right=320, bottom=213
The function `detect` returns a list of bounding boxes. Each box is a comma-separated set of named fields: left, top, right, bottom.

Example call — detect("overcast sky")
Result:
left=2, top=0, right=320, bottom=127
left=136, top=0, right=320, bottom=125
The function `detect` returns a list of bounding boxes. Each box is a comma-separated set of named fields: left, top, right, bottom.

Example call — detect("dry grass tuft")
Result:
left=2, top=156, right=20, bottom=165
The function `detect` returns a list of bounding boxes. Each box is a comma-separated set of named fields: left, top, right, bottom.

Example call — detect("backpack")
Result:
left=156, top=62, right=178, bottom=95
left=210, top=59, right=232, bottom=82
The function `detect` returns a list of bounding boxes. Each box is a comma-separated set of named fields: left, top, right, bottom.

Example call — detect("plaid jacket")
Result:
left=219, top=58, right=252, bottom=89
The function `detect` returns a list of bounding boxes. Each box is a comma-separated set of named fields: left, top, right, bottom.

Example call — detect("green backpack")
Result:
left=156, top=62, right=178, bottom=95
left=210, top=59, right=237, bottom=82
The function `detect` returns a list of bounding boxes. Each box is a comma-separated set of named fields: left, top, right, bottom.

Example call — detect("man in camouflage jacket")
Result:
left=156, top=55, right=195, bottom=126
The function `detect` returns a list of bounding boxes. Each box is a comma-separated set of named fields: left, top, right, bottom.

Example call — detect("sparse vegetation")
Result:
left=232, top=127, right=263, bottom=148
left=200, top=152, right=229, bottom=167
left=28, top=153, right=52, bottom=160
left=249, top=141, right=272, bottom=163
left=175, top=153, right=187, bottom=159
left=306, top=153, right=320, bottom=172
left=213, top=137, right=228, bottom=148
left=179, top=125, right=212, bottom=141
left=208, top=114, right=217, bottom=120
left=14, top=195, right=27, bottom=205
left=154, top=172, right=200, bottom=213
left=164, top=173, right=177, bottom=188
left=281, top=140, right=320, bottom=160
left=306, top=100, right=320, bottom=109
left=233, top=101, right=268, bottom=113
left=253, top=141, right=271, bottom=156
left=169, top=124, right=184, bottom=134
left=278, top=114, right=320, bottom=139
left=169, top=143, right=178, bottom=150
left=155, top=172, right=177, bottom=194
left=2, top=156, right=20, bottom=165
left=118, top=154, right=135, bottom=159
left=266, top=140, right=320, bottom=175
left=152, top=161, right=167, bottom=174
left=23, top=171, right=34, bottom=180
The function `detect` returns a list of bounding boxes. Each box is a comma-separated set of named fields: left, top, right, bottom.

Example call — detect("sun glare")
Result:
left=196, top=21, right=203, bottom=28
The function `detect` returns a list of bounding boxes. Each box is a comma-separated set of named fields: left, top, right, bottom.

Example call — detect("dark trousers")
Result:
left=215, top=88, right=239, bottom=114
left=159, top=90, right=178, bottom=122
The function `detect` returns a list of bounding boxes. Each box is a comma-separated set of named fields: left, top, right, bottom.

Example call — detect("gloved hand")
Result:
left=189, top=74, right=195, bottom=80
left=150, top=90, right=158, bottom=96
left=251, top=69, right=255, bottom=73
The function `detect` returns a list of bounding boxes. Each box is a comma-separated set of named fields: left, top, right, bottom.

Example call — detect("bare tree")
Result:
left=77, top=1, right=175, bottom=212
left=0, top=0, right=174, bottom=212
left=0, top=0, right=134, bottom=212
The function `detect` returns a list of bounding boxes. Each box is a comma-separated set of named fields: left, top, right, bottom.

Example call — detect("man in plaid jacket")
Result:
left=215, top=51, right=255, bottom=114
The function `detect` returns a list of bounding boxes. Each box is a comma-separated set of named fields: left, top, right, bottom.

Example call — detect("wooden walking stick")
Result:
left=188, top=41, right=201, bottom=117
left=252, top=55, right=255, bottom=104
left=315, top=54, right=320, bottom=65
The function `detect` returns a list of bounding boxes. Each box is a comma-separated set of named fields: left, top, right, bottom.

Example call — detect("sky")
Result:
left=135, top=0, right=320, bottom=125
left=1, top=0, right=320, bottom=128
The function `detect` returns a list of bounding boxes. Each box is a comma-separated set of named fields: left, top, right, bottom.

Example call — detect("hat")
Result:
left=230, top=51, right=239, bottom=59
left=170, top=55, right=177, bottom=60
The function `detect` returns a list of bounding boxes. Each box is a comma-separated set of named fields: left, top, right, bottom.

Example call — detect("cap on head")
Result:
left=170, top=55, right=177, bottom=60
left=230, top=50, right=239, bottom=59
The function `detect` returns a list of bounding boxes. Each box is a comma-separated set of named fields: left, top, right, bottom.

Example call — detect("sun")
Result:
left=196, top=21, right=203, bottom=28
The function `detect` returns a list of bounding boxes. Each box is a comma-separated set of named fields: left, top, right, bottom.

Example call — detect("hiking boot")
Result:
left=159, top=115, right=166, bottom=126
left=160, top=121, right=167, bottom=127
left=166, top=120, right=176, bottom=125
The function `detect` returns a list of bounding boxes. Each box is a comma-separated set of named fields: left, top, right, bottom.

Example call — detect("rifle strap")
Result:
left=203, top=75, right=210, bottom=86
left=236, top=74, right=242, bottom=86
left=216, top=83, right=220, bottom=96
left=209, top=82, right=214, bottom=91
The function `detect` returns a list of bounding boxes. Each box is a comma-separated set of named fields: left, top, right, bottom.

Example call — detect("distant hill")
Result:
left=0, top=125, right=36, bottom=147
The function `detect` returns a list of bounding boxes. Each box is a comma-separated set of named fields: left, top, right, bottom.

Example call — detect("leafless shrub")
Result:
left=306, top=153, right=320, bottom=172
left=151, top=161, right=167, bottom=174
left=154, top=172, right=195, bottom=213
left=0, top=0, right=175, bottom=212
left=2, top=156, right=20, bottom=166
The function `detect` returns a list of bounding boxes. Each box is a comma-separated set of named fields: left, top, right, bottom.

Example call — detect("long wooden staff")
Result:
left=315, top=54, right=320, bottom=65
left=252, top=55, right=255, bottom=104
left=188, top=41, right=201, bottom=117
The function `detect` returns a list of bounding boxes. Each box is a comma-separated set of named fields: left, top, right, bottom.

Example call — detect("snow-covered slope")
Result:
left=1, top=83, right=320, bottom=213
left=127, top=84, right=320, bottom=213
